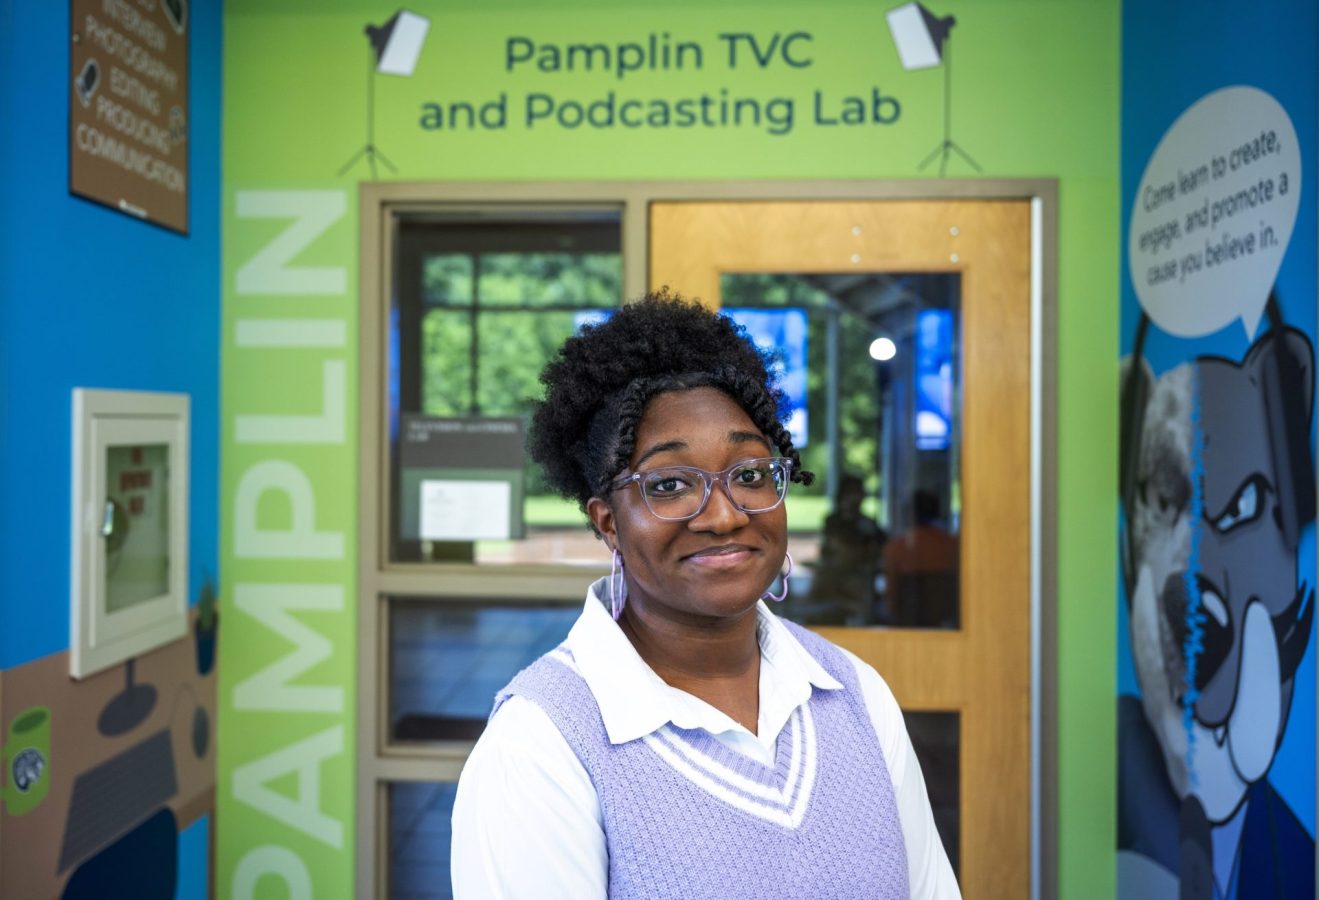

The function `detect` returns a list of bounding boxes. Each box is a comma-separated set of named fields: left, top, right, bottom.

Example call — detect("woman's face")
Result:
left=588, top=387, right=789, bottom=622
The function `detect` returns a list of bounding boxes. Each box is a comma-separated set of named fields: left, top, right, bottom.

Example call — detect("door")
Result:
left=650, top=200, right=1032, bottom=897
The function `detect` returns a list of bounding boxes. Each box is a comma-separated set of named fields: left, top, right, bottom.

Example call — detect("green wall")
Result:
left=221, top=1, right=1118, bottom=896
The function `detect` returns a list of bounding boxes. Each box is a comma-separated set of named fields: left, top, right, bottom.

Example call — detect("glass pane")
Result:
left=904, top=710, right=961, bottom=878
left=105, top=443, right=170, bottom=611
left=391, top=213, right=620, bottom=565
left=421, top=310, right=590, bottom=418
left=477, top=252, right=621, bottom=306
left=389, top=599, right=578, bottom=743
left=722, top=273, right=962, bottom=628
left=389, top=781, right=457, bottom=900
left=420, top=310, right=473, bottom=416
left=422, top=254, right=473, bottom=305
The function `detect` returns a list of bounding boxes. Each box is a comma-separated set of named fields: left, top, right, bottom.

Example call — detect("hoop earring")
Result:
left=610, top=549, right=628, bottom=620
left=761, top=551, right=793, bottom=603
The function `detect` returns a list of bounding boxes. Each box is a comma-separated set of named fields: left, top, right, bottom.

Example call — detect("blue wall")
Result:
left=0, top=0, right=222, bottom=670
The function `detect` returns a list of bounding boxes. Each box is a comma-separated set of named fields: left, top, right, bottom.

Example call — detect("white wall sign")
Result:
left=1128, top=86, right=1301, bottom=339
left=419, top=480, right=512, bottom=541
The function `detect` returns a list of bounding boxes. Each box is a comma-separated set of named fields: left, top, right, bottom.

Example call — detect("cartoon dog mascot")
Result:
left=1119, top=311, right=1315, bottom=899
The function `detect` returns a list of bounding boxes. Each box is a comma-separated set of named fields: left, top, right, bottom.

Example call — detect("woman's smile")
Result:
left=682, top=543, right=759, bottom=569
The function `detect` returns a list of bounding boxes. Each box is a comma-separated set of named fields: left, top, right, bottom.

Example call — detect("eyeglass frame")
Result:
left=606, top=456, right=795, bottom=522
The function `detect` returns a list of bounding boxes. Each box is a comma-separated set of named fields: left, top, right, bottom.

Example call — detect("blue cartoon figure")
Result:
left=1119, top=305, right=1315, bottom=899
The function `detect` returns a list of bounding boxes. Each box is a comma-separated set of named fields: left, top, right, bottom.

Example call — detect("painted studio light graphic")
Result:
left=75, top=58, right=100, bottom=108
left=886, top=3, right=980, bottom=175
left=340, top=9, right=431, bottom=179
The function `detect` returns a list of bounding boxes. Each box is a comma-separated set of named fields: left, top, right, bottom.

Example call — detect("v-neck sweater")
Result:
left=451, top=579, right=960, bottom=899
left=495, top=620, right=909, bottom=899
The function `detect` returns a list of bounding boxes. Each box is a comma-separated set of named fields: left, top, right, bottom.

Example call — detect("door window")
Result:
left=722, top=273, right=962, bottom=629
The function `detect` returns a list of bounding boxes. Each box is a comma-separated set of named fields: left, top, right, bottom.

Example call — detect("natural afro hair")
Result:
left=528, top=289, right=815, bottom=516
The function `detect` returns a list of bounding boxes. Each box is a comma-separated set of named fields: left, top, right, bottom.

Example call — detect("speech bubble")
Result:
left=1129, top=86, right=1300, bottom=339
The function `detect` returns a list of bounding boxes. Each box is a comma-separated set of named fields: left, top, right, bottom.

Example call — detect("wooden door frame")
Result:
left=357, top=179, right=1058, bottom=900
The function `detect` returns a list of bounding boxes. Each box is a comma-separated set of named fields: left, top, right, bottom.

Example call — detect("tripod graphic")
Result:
left=917, top=34, right=980, bottom=177
left=340, top=46, right=396, bottom=180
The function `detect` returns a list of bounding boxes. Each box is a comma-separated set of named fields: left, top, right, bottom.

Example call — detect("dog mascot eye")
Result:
left=1211, top=474, right=1269, bottom=532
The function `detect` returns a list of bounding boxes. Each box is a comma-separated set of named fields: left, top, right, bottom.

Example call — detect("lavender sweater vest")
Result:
left=493, top=620, right=910, bottom=899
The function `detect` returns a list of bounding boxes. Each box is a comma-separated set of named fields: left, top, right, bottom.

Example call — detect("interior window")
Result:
left=391, top=212, right=621, bottom=565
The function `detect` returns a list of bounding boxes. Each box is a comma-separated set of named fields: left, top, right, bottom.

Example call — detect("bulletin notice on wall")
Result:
left=70, top=0, right=189, bottom=233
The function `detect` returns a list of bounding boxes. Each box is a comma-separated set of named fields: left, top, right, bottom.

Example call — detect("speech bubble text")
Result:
left=1129, top=86, right=1301, bottom=338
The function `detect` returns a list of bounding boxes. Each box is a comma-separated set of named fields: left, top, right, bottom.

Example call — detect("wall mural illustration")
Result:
left=0, top=598, right=218, bottom=899
left=1118, top=79, right=1316, bottom=900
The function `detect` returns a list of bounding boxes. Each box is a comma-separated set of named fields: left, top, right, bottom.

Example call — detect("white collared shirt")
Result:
left=451, top=579, right=960, bottom=899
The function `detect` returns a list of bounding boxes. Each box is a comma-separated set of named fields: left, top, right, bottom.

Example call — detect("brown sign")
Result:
left=70, top=0, right=189, bottom=233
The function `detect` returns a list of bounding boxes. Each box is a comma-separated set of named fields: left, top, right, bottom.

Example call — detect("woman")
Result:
left=452, top=292, right=958, bottom=899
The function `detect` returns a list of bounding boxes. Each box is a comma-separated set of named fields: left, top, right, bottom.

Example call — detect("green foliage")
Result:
left=422, top=254, right=473, bottom=303
left=475, top=253, right=621, bottom=306
left=422, top=252, right=620, bottom=307
left=421, top=312, right=473, bottom=415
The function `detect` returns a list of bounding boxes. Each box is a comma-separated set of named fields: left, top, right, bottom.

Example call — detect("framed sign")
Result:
left=70, top=389, right=189, bottom=678
left=397, top=416, right=526, bottom=542
left=69, top=0, right=190, bottom=233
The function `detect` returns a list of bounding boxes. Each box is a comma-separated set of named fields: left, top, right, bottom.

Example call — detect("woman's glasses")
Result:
left=608, top=457, right=793, bottom=521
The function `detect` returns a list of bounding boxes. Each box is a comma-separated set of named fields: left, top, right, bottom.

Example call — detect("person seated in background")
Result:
left=881, top=490, right=959, bottom=629
left=809, top=473, right=887, bottom=624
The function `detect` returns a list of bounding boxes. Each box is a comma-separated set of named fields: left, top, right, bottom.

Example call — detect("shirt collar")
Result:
left=565, top=577, right=843, bottom=745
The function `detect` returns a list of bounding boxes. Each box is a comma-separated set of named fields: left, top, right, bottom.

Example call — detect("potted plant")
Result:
left=195, top=577, right=218, bottom=676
